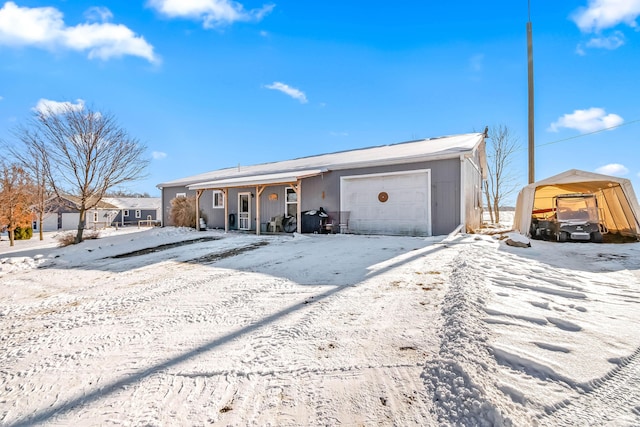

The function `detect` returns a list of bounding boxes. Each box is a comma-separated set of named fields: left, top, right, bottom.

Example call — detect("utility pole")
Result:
left=527, top=0, right=535, bottom=183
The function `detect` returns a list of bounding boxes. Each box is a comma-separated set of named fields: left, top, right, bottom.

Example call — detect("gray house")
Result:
left=102, top=197, right=162, bottom=226
left=157, top=132, right=487, bottom=237
left=41, top=195, right=120, bottom=231
left=40, top=196, right=161, bottom=231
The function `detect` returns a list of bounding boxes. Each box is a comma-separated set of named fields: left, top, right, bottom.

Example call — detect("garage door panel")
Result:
left=42, top=213, right=58, bottom=231
left=341, top=171, right=431, bottom=236
left=61, top=213, right=80, bottom=230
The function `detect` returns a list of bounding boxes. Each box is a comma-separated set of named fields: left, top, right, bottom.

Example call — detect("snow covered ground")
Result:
left=1, top=223, right=639, bottom=426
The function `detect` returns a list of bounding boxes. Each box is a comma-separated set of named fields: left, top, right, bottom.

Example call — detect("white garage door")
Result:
left=42, top=213, right=59, bottom=231
left=61, top=213, right=80, bottom=230
left=340, top=170, right=431, bottom=236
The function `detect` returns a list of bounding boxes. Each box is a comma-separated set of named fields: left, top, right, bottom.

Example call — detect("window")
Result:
left=123, top=209, right=129, bottom=217
left=93, top=212, right=98, bottom=222
left=213, top=190, right=224, bottom=208
left=176, top=192, right=186, bottom=198
left=135, top=210, right=141, bottom=219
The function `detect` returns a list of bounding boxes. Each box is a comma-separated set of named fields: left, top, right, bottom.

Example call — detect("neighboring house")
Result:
left=157, top=132, right=487, bottom=237
left=102, top=197, right=162, bottom=226
left=41, top=195, right=120, bottom=232
left=40, top=196, right=161, bottom=231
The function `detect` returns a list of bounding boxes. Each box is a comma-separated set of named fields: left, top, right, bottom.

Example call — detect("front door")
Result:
left=238, top=192, right=251, bottom=230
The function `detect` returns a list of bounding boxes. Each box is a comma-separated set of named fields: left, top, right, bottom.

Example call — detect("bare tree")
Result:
left=0, top=162, right=36, bottom=246
left=16, top=103, right=149, bottom=244
left=485, top=125, right=521, bottom=224
left=9, top=128, right=52, bottom=240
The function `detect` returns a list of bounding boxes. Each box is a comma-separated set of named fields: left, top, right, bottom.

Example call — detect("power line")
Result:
left=536, top=118, right=640, bottom=148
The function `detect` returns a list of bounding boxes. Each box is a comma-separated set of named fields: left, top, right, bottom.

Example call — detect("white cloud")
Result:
left=329, top=131, right=348, bottom=137
left=548, top=108, right=623, bottom=133
left=84, top=7, right=113, bottom=23
left=152, top=151, right=167, bottom=160
left=572, top=0, right=640, bottom=32
left=585, top=31, right=625, bottom=49
left=0, top=2, right=158, bottom=63
left=596, top=163, right=629, bottom=176
left=33, top=98, right=85, bottom=116
left=265, top=82, right=308, bottom=103
left=147, top=0, right=274, bottom=28
left=63, top=23, right=157, bottom=62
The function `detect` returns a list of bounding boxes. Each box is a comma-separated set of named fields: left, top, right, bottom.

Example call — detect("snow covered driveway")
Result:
left=1, top=228, right=639, bottom=426
left=1, top=231, right=454, bottom=426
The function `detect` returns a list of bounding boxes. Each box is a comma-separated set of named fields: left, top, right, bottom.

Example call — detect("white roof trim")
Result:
left=188, top=169, right=327, bottom=190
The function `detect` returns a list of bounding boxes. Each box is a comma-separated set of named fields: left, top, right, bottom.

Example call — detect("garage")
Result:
left=340, top=170, right=431, bottom=236
left=61, top=213, right=80, bottom=231
left=42, top=213, right=59, bottom=231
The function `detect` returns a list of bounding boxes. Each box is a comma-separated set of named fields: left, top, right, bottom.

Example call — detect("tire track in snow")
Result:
left=1, top=243, right=278, bottom=426
left=2, top=235, right=446, bottom=426
left=539, top=345, right=640, bottom=426
left=1, top=240, right=270, bottom=360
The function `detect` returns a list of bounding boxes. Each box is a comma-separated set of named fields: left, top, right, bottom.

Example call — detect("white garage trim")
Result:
left=340, top=169, right=432, bottom=236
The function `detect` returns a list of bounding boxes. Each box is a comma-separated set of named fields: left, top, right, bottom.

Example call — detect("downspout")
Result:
left=297, top=179, right=302, bottom=233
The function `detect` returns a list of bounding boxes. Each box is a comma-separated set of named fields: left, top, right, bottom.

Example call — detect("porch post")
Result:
left=223, top=188, right=229, bottom=232
left=255, top=185, right=261, bottom=235
left=256, top=185, right=266, bottom=235
left=195, top=189, right=203, bottom=231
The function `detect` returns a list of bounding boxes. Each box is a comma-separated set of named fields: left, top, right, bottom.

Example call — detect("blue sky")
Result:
left=1, top=0, right=639, bottom=202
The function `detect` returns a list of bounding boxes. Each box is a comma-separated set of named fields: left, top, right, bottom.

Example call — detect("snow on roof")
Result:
left=188, top=169, right=328, bottom=190
left=158, top=133, right=484, bottom=188
left=102, top=197, right=161, bottom=210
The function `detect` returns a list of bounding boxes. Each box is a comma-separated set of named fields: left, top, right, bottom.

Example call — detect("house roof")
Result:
left=102, top=197, right=161, bottom=210
left=188, top=169, right=328, bottom=190
left=52, top=195, right=119, bottom=210
left=157, top=132, right=485, bottom=189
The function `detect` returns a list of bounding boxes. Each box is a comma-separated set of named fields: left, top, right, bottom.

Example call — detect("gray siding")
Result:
left=160, top=157, right=470, bottom=235
left=113, top=209, right=159, bottom=225
left=301, top=158, right=461, bottom=236
left=197, top=186, right=291, bottom=231
left=162, top=186, right=193, bottom=226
